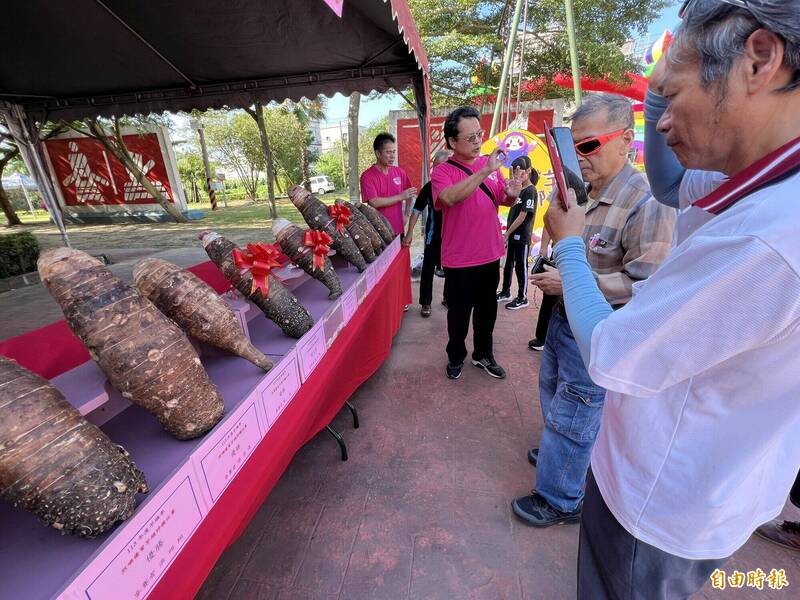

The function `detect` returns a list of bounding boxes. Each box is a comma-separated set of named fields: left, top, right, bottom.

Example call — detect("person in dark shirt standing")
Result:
left=497, top=156, right=539, bottom=310
left=403, top=150, right=451, bottom=317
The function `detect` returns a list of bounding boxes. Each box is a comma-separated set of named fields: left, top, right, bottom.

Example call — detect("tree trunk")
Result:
left=0, top=157, right=22, bottom=226
left=0, top=184, right=22, bottom=227
left=301, top=145, right=311, bottom=192
left=348, top=93, right=361, bottom=201
left=248, top=104, right=277, bottom=218
left=85, top=119, right=188, bottom=223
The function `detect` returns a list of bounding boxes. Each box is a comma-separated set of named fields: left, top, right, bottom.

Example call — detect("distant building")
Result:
left=312, top=121, right=367, bottom=152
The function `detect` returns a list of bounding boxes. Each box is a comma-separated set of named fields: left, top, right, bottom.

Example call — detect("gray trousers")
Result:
left=578, top=472, right=729, bottom=600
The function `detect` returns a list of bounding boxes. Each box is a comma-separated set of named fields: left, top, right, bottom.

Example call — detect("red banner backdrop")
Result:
left=396, top=110, right=553, bottom=189
left=44, top=134, right=175, bottom=206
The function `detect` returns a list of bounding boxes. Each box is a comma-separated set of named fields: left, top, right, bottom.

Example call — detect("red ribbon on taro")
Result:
left=303, top=230, right=333, bottom=272
left=327, top=203, right=352, bottom=233
left=232, top=242, right=282, bottom=297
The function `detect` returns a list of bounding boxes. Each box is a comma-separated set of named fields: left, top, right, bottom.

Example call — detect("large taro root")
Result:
left=288, top=185, right=367, bottom=271
left=273, top=219, right=343, bottom=299
left=133, top=258, right=273, bottom=371
left=344, top=217, right=376, bottom=263
left=38, top=248, right=224, bottom=440
left=356, top=201, right=396, bottom=244
left=201, top=232, right=314, bottom=338
left=0, top=357, right=148, bottom=538
left=341, top=200, right=385, bottom=255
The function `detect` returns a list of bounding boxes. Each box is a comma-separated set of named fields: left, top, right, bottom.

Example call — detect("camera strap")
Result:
left=693, top=135, right=800, bottom=215
left=446, top=159, right=498, bottom=206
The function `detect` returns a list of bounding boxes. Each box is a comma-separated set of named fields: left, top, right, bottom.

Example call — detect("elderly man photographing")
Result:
left=513, top=94, right=675, bottom=528
left=544, top=1, right=800, bottom=596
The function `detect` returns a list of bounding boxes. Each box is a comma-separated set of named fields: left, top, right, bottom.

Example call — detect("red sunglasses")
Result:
left=574, top=128, right=628, bottom=157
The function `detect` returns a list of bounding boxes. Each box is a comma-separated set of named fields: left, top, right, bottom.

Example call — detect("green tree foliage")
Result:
left=312, top=149, right=344, bottom=188
left=262, top=108, right=310, bottom=193
left=203, top=111, right=265, bottom=202
left=176, top=153, right=214, bottom=203
left=312, top=116, right=391, bottom=191
left=409, top=0, right=670, bottom=106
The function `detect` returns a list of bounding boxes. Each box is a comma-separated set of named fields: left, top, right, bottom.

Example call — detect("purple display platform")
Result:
left=0, top=254, right=376, bottom=600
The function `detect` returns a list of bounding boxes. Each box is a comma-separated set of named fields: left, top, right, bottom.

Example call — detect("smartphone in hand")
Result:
left=531, top=254, right=556, bottom=275
left=544, top=124, right=589, bottom=207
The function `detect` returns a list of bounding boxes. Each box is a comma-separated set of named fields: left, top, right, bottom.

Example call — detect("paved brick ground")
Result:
left=196, top=279, right=800, bottom=600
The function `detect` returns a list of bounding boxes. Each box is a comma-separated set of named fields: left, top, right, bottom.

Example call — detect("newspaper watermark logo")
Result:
left=710, top=568, right=789, bottom=591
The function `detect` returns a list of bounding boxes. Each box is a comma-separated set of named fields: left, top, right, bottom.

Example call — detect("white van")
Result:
left=310, top=175, right=336, bottom=195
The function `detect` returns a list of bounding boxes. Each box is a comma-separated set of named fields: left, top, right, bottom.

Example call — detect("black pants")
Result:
left=501, top=243, right=529, bottom=300
left=443, top=260, right=500, bottom=365
left=535, top=294, right=558, bottom=341
left=578, top=472, right=728, bottom=600
left=419, top=240, right=441, bottom=307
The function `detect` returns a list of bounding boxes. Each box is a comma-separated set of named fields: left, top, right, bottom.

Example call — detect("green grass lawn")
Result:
left=4, top=189, right=352, bottom=229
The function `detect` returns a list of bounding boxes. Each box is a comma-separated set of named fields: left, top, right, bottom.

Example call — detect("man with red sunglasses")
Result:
left=514, top=93, right=675, bottom=529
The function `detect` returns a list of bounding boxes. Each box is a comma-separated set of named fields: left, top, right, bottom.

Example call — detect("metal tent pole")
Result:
left=564, top=0, right=583, bottom=106
left=2, top=104, right=70, bottom=247
left=490, top=0, right=525, bottom=138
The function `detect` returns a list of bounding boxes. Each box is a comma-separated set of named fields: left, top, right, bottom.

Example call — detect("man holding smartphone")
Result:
left=432, top=106, right=524, bottom=380
left=514, top=93, right=675, bottom=527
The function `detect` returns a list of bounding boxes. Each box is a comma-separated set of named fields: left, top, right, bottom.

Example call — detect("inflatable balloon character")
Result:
left=480, top=129, right=555, bottom=237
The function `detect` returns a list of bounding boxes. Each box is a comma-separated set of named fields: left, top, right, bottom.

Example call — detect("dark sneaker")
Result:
left=434, top=268, right=445, bottom=278
left=755, top=519, right=800, bottom=552
left=512, top=492, right=581, bottom=527
left=506, top=298, right=529, bottom=310
left=446, top=362, right=463, bottom=379
left=527, top=448, right=539, bottom=467
left=420, top=305, right=432, bottom=318
left=528, top=338, right=544, bottom=351
left=471, top=357, right=506, bottom=379
left=496, top=291, right=511, bottom=302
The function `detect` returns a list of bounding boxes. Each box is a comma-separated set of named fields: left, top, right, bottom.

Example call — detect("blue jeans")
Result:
left=536, top=306, right=606, bottom=513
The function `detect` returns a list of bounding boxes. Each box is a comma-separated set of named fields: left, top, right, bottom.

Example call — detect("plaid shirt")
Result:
left=582, top=163, right=675, bottom=306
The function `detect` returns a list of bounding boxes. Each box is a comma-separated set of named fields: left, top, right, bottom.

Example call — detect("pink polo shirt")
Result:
left=359, top=164, right=412, bottom=235
left=432, top=156, right=506, bottom=268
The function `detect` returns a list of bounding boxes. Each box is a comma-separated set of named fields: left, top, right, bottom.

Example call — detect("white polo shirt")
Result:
left=589, top=170, right=800, bottom=560
left=674, top=169, right=726, bottom=244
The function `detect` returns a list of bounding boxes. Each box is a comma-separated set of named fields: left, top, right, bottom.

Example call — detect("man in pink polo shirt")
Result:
left=432, top=106, right=523, bottom=380
left=360, top=132, right=417, bottom=236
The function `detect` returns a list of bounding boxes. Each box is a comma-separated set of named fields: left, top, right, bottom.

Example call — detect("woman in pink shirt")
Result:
left=432, top=106, right=524, bottom=380
left=360, top=133, right=417, bottom=236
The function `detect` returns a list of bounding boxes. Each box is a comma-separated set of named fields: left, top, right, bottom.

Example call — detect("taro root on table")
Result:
left=201, top=232, right=314, bottom=338
left=341, top=200, right=385, bottom=255
left=0, top=357, right=148, bottom=538
left=133, top=258, right=273, bottom=371
left=344, top=217, right=376, bottom=263
left=355, top=200, right=396, bottom=244
left=38, top=248, right=225, bottom=440
left=287, top=186, right=367, bottom=271
left=273, top=218, right=343, bottom=299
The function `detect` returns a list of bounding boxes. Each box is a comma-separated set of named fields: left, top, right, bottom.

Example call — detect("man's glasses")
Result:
left=574, top=129, right=628, bottom=157
left=457, top=130, right=485, bottom=144
left=679, top=0, right=752, bottom=19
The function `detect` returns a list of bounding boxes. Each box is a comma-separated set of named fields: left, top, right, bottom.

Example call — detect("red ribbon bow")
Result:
left=232, top=242, right=282, bottom=298
left=327, top=204, right=352, bottom=233
left=303, top=229, right=333, bottom=272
